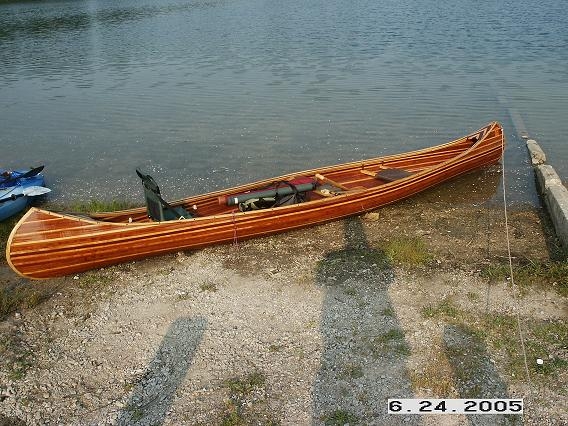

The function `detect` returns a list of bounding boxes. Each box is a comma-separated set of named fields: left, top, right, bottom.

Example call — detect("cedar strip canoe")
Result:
left=7, top=122, right=505, bottom=279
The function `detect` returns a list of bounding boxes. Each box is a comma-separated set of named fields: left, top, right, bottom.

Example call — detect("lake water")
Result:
left=1, top=0, right=567, bottom=205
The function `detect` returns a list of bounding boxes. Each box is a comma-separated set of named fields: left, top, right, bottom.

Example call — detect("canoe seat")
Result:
left=375, top=168, right=413, bottom=182
left=136, top=169, right=192, bottom=221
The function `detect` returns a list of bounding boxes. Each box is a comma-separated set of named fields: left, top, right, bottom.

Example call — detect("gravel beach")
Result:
left=1, top=180, right=567, bottom=425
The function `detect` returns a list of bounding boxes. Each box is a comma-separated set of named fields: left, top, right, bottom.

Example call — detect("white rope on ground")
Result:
left=500, top=132, right=533, bottom=393
left=232, top=211, right=238, bottom=247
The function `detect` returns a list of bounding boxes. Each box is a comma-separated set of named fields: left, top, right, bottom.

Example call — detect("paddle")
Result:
left=19, top=165, right=45, bottom=179
left=0, top=165, right=45, bottom=186
left=0, top=186, right=51, bottom=204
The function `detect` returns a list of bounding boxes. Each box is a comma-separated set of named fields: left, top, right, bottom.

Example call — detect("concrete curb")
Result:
left=527, top=139, right=547, bottom=165
left=527, top=140, right=568, bottom=248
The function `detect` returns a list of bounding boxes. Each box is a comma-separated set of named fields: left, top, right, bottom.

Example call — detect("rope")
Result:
left=500, top=131, right=533, bottom=393
left=232, top=211, right=238, bottom=247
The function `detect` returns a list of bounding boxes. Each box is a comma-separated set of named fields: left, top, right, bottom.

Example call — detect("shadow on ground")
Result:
left=117, top=316, right=207, bottom=426
left=312, top=217, right=419, bottom=425
left=444, top=324, right=523, bottom=425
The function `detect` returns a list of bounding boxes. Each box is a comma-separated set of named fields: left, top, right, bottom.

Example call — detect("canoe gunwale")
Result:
left=6, top=207, right=35, bottom=278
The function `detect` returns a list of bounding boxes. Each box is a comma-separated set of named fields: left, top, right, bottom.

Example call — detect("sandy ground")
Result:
left=1, top=173, right=567, bottom=425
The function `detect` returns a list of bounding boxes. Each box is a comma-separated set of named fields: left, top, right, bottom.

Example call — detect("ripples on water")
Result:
left=0, top=0, right=566, bottom=205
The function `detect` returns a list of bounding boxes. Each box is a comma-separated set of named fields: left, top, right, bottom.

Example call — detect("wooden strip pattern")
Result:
left=6, top=122, right=504, bottom=279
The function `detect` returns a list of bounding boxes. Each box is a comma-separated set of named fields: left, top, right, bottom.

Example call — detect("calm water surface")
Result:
left=1, top=0, right=567, bottom=205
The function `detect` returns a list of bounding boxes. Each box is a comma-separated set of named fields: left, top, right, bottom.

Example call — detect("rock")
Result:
left=363, top=212, right=380, bottom=222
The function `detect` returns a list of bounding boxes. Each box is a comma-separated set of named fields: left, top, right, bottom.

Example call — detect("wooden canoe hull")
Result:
left=6, top=122, right=505, bottom=279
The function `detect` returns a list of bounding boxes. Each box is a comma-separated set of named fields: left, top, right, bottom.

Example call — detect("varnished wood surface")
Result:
left=7, top=122, right=504, bottom=279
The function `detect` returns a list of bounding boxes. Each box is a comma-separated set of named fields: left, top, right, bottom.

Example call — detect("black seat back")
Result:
left=136, top=169, right=190, bottom=221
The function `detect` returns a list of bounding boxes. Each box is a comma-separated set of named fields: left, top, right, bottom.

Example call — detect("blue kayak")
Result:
left=0, top=167, right=47, bottom=221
